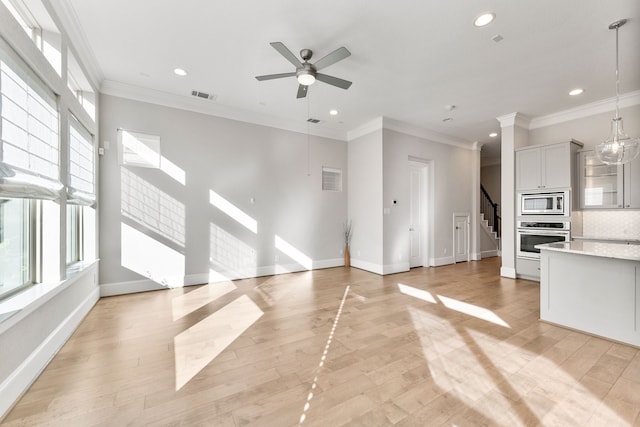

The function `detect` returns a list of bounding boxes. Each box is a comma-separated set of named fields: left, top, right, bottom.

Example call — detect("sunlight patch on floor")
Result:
left=398, top=283, right=437, bottom=304
left=173, top=294, right=263, bottom=391
left=171, top=280, right=236, bottom=321
left=467, top=329, right=630, bottom=426
left=437, top=295, right=510, bottom=328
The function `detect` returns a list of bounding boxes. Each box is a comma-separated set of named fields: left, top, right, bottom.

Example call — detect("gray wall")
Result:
left=99, top=95, right=348, bottom=291
left=481, top=164, right=501, bottom=207
left=347, top=130, right=384, bottom=271
left=383, top=129, right=474, bottom=268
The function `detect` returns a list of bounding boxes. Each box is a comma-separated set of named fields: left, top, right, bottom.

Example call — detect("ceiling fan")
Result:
left=255, top=42, right=352, bottom=99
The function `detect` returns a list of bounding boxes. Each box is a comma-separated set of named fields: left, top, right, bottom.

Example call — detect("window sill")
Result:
left=0, top=259, right=99, bottom=334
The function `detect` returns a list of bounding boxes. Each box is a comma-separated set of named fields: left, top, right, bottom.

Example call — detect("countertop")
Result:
left=572, top=235, right=640, bottom=245
left=537, top=241, right=640, bottom=262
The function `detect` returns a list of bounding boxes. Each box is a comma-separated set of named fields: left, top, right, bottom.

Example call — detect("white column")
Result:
left=496, top=113, right=530, bottom=278
left=470, top=141, right=484, bottom=261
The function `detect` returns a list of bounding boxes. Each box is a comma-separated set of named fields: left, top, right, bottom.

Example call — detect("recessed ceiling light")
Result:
left=569, top=88, right=584, bottom=96
left=173, top=68, right=188, bottom=77
left=474, top=13, right=495, bottom=27
left=489, top=132, right=498, bottom=138
left=329, top=109, right=338, bottom=116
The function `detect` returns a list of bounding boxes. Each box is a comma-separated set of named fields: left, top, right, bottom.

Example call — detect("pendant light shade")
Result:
left=595, top=19, right=640, bottom=165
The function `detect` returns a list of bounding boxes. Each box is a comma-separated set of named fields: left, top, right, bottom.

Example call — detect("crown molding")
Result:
left=47, top=0, right=104, bottom=87
left=100, top=80, right=349, bottom=141
left=346, top=116, right=474, bottom=150
left=347, top=117, right=384, bottom=141
left=497, top=112, right=531, bottom=129
left=382, top=117, right=474, bottom=150
left=529, top=90, right=640, bottom=130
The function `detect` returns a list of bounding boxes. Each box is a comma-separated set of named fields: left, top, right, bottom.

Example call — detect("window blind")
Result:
left=322, top=167, right=342, bottom=192
left=0, top=40, right=61, bottom=200
left=67, top=116, right=95, bottom=206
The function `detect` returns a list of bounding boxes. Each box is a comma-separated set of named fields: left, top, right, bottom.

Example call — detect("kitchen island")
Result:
left=538, top=241, right=640, bottom=347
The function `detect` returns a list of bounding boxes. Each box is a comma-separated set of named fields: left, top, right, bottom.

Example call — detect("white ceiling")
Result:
left=57, top=0, right=640, bottom=155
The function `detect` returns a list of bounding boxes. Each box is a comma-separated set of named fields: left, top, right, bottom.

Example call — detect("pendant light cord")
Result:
left=307, top=94, right=311, bottom=177
left=614, top=24, right=620, bottom=120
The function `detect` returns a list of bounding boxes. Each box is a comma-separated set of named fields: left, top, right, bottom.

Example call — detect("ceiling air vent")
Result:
left=307, top=118, right=321, bottom=123
left=191, top=90, right=217, bottom=101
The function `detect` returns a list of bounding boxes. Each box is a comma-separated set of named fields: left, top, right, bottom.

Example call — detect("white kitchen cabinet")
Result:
left=579, top=149, right=639, bottom=209
left=516, top=141, right=581, bottom=191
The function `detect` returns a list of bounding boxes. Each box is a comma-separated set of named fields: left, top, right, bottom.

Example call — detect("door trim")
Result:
left=408, top=158, right=433, bottom=267
left=453, top=212, right=470, bottom=263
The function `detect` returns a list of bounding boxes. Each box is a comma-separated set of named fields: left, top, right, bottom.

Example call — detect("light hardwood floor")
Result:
left=3, top=258, right=640, bottom=426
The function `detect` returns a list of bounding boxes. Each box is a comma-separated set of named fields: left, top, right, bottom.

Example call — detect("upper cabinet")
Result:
left=579, top=150, right=640, bottom=209
left=516, top=140, right=583, bottom=192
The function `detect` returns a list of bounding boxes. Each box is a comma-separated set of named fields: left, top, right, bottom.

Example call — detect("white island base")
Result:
left=539, top=241, right=640, bottom=348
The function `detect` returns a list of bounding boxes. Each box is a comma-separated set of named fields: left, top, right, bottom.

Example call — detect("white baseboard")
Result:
left=432, top=256, right=455, bottom=267
left=100, top=258, right=347, bottom=296
left=382, top=262, right=410, bottom=275
left=471, top=252, right=482, bottom=261
left=481, top=250, right=499, bottom=258
left=350, top=259, right=384, bottom=275
left=0, top=286, right=99, bottom=420
left=500, top=266, right=517, bottom=278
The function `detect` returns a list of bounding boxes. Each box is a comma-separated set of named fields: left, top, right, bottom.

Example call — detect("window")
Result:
left=1, top=0, right=62, bottom=75
left=67, top=49, right=95, bottom=120
left=1, top=58, right=60, bottom=185
left=66, top=118, right=94, bottom=265
left=0, top=40, right=61, bottom=300
left=322, top=167, right=342, bottom=192
left=68, top=118, right=95, bottom=204
left=66, top=204, right=80, bottom=264
left=0, top=198, right=32, bottom=299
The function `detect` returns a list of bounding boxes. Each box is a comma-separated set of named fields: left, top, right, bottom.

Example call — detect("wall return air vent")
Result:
left=191, top=90, right=217, bottom=101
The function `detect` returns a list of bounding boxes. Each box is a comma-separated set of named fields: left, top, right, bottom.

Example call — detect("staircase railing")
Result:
left=480, top=185, right=500, bottom=237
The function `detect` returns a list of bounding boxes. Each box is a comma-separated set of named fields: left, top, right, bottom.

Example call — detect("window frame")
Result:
left=0, top=198, right=37, bottom=300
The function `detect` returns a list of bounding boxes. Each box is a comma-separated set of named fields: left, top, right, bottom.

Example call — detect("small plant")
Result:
left=343, top=220, right=353, bottom=248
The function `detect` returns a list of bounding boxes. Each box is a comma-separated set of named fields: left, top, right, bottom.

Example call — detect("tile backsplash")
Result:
left=582, top=210, right=640, bottom=240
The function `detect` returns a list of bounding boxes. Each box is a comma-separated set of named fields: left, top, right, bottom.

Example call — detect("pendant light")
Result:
left=595, top=19, right=640, bottom=165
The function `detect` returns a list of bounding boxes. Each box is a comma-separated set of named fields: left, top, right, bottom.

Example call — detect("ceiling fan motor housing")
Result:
left=297, top=63, right=317, bottom=85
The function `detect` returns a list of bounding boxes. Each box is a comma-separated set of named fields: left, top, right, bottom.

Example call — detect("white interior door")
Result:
left=409, top=164, right=425, bottom=268
left=454, top=214, right=469, bottom=263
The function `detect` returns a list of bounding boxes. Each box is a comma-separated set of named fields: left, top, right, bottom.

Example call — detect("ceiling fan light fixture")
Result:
left=297, top=70, right=316, bottom=86
left=596, top=18, right=640, bottom=165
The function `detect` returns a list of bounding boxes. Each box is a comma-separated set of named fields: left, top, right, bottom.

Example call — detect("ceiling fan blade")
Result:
left=255, top=72, right=296, bottom=81
left=313, top=47, right=351, bottom=71
left=316, top=73, right=352, bottom=90
left=296, top=84, right=308, bottom=99
left=270, top=42, right=303, bottom=68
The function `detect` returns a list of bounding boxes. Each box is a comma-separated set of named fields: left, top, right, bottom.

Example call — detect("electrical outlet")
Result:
left=340, top=248, right=344, bottom=255
left=275, top=255, right=280, bottom=262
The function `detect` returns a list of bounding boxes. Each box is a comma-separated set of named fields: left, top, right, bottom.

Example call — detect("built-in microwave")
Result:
left=519, top=191, right=568, bottom=216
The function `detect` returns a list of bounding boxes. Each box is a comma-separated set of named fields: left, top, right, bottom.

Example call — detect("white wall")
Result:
left=382, top=129, right=474, bottom=269
left=347, top=130, right=384, bottom=272
left=99, top=95, right=348, bottom=294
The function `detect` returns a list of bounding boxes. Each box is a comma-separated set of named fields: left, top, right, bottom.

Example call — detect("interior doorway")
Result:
left=453, top=213, right=470, bottom=263
left=409, top=160, right=431, bottom=268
